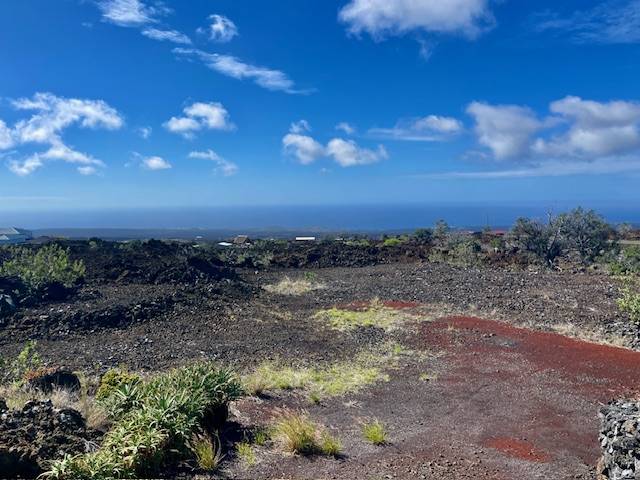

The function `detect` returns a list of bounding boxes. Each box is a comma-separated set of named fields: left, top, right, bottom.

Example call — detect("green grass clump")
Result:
left=362, top=420, right=388, bottom=445
left=381, top=237, right=405, bottom=248
left=45, top=363, right=243, bottom=479
left=190, top=434, right=224, bottom=472
left=0, top=244, right=85, bottom=290
left=273, top=412, right=341, bottom=457
left=236, top=441, right=256, bottom=466
left=314, top=299, right=407, bottom=332
left=95, top=368, right=141, bottom=401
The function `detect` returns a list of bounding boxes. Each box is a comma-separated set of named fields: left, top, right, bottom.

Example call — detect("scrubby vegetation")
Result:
left=617, top=279, right=640, bottom=326
left=45, top=363, right=242, bottom=479
left=273, top=412, right=341, bottom=457
left=610, top=246, right=640, bottom=276
left=95, top=368, right=142, bottom=401
left=0, top=244, right=85, bottom=291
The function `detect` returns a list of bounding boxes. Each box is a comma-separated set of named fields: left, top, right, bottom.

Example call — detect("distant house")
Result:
left=233, top=235, right=250, bottom=246
left=295, top=236, right=317, bottom=242
left=0, top=227, right=33, bottom=245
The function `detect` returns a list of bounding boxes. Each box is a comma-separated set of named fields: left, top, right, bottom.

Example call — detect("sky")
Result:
left=1, top=0, right=640, bottom=214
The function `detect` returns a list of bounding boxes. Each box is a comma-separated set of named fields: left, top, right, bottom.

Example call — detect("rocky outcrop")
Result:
left=598, top=400, right=640, bottom=480
left=0, top=400, right=96, bottom=478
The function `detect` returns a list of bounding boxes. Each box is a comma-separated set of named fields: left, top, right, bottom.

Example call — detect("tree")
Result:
left=559, top=207, right=613, bottom=264
left=413, top=228, right=433, bottom=244
left=508, top=215, right=564, bottom=266
left=433, top=220, right=450, bottom=247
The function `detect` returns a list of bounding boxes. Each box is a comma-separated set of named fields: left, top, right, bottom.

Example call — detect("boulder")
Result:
left=0, top=400, right=93, bottom=478
left=26, top=368, right=81, bottom=394
left=598, top=400, right=640, bottom=480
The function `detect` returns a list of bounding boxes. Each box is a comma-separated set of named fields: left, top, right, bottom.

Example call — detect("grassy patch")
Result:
left=273, top=412, right=341, bottom=457
left=190, top=434, right=224, bottom=472
left=618, top=278, right=640, bottom=326
left=314, top=299, right=409, bottom=332
left=263, top=276, right=325, bottom=296
left=362, top=420, right=388, bottom=445
left=45, top=363, right=242, bottom=479
left=243, top=343, right=406, bottom=399
left=236, top=441, right=256, bottom=466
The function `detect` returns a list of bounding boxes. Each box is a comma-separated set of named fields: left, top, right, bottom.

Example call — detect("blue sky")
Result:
left=1, top=0, right=639, bottom=212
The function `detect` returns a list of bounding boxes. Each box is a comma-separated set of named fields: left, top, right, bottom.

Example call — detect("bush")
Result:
left=433, top=220, right=450, bottom=247
left=558, top=207, right=614, bottom=263
left=617, top=280, right=640, bottom=326
left=413, top=228, right=433, bottom=244
left=0, top=340, right=42, bottom=386
left=508, top=216, right=564, bottom=266
left=46, top=363, right=243, bottom=479
left=0, top=244, right=85, bottom=291
left=610, top=246, right=640, bottom=275
left=381, top=237, right=404, bottom=248
left=190, top=433, right=223, bottom=472
left=95, top=368, right=142, bottom=401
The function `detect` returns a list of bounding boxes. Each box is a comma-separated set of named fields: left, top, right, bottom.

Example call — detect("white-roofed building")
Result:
left=0, top=227, right=33, bottom=245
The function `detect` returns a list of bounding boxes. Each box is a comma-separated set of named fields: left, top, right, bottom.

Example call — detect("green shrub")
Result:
left=362, top=420, right=388, bottom=445
left=0, top=244, right=85, bottom=290
left=46, top=363, right=243, bottom=479
left=617, top=280, right=640, bottom=325
left=610, top=246, right=640, bottom=275
left=95, top=368, right=142, bottom=401
left=381, top=237, right=404, bottom=248
left=0, top=340, right=42, bottom=385
left=558, top=207, right=614, bottom=264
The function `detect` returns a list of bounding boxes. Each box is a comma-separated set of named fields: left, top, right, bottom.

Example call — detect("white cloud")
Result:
left=173, top=48, right=307, bottom=94
left=2, top=92, right=123, bottom=175
left=137, top=126, right=152, bottom=139
left=290, top=120, right=311, bottom=134
left=339, top=0, right=496, bottom=40
left=326, top=138, right=388, bottom=167
left=141, top=155, right=171, bottom=170
left=370, top=115, right=463, bottom=141
left=534, top=0, right=640, bottom=44
left=189, top=149, right=238, bottom=176
left=283, top=134, right=325, bottom=165
left=0, top=120, right=13, bottom=149
left=141, top=28, right=191, bottom=45
left=200, top=14, right=238, bottom=43
left=98, top=0, right=167, bottom=27
left=78, top=166, right=99, bottom=176
left=534, top=96, right=640, bottom=157
left=336, top=122, right=356, bottom=135
left=164, top=101, right=234, bottom=139
left=466, top=102, right=542, bottom=160
left=282, top=121, right=388, bottom=167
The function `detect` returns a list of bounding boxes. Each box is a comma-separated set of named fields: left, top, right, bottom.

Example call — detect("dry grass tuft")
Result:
left=273, top=412, right=341, bottom=457
left=264, top=276, right=325, bottom=296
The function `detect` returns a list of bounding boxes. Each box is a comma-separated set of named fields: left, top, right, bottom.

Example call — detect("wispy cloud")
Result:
left=189, top=149, right=238, bottom=176
left=141, top=28, right=191, bottom=45
left=173, top=48, right=310, bottom=94
left=370, top=115, right=463, bottom=142
left=534, top=0, right=640, bottom=44
left=97, top=0, right=168, bottom=27
left=416, top=157, right=640, bottom=179
left=198, top=14, right=238, bottom=43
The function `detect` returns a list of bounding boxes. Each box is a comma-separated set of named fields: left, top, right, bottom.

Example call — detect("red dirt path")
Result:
left=411, top=316, right=640, bottom=478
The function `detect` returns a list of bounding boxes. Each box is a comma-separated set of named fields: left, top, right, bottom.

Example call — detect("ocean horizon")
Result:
left=1, top=204, right=638, bottom=234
